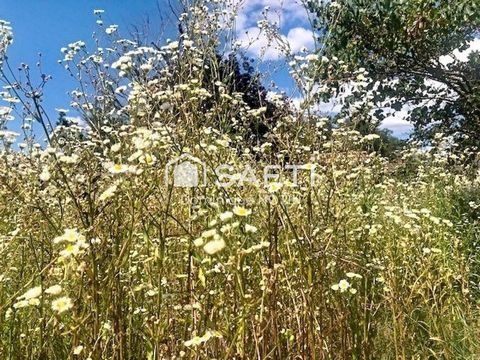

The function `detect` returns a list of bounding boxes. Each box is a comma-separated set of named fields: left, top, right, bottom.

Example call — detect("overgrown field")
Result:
left=0, top=1, right=479, bottom=359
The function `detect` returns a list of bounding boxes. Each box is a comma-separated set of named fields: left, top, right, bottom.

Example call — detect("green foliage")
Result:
left=375, top=128, right=407, bottom=157
left=308, top=0, right=480, bottom=145
left=0, top=1, right=479, bottom=358
left=194, top=53, right=288, bottom=145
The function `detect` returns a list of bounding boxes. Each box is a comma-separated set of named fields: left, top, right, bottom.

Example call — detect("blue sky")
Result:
left=0, top=0, right=172, bottom=136
left=1, top=0, right=414, bottom=140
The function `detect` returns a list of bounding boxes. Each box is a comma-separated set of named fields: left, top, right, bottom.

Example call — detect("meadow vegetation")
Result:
left=0, top=1, right=479, bottom=359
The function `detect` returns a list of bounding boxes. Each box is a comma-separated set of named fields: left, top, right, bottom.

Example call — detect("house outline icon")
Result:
left=165, top=153, right=207, bottom=188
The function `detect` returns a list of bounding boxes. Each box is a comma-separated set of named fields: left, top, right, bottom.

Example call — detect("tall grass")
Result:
left=0, top=1, right=479, bottom=359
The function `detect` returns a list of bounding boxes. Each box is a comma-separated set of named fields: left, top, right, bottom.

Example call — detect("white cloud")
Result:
left=379, top=106, right=413, bottom=137
left=380, top=117, right=413, bottom=135
left=286, top=27, right=314, bottom=53
left=234, top=0, right=308, bottom=31
left=237, top=25, right=314, bottom=60
left=237, top=26, right=283, bottom=60
left=232, top=0, right=314, bottom=60
left=439, top=38, right=480, bottom=66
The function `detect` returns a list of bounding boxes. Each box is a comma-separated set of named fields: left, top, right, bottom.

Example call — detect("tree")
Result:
left=307, top=0, right=480, bottom=148
left=196, top=53, right=289, bottom=145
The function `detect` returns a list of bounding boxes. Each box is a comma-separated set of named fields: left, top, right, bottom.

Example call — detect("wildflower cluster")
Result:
left=0, top=1, right=479, bottom=359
